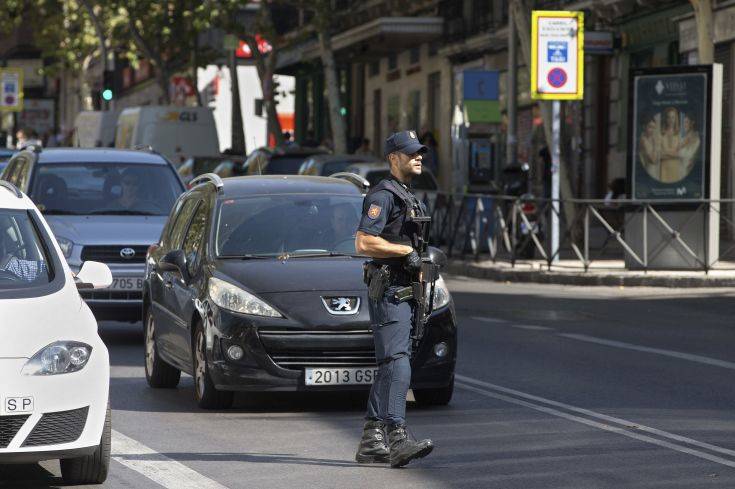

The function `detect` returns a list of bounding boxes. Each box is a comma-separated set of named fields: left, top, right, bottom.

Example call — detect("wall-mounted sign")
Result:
left=628, top=65, right=722, bottom=201
left=531, top=11, right=584, bottom=100
left=585, top=31, right=614, bottom=55
left=0, top=68, right=23, bottom=112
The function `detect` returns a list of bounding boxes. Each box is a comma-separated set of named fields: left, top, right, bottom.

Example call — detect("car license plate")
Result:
left=109, top=276, right=144, bottom=291
left=5, top=396, right=34, bottom=413
left=305, top=367, right=379, bottom=386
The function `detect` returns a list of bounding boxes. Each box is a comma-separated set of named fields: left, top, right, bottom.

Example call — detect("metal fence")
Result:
left=414, top=191, right=735, bottom=273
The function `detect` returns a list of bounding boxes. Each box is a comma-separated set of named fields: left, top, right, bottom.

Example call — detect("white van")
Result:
left=73, top=110, right=119, bottom=148
left=115, top=106, right=219, bottom=165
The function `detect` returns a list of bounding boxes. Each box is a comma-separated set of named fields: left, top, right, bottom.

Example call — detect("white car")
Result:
left=0, top=181, right=113, bottom=485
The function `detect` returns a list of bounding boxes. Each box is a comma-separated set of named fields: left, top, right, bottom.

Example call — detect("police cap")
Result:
left=384, top=130, right=427, bottom=157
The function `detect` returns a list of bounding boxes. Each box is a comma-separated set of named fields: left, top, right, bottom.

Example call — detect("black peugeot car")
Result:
left=143, top=173, right=456, bottom=409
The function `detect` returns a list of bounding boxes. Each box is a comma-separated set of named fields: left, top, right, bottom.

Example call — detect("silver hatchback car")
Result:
left=1, top=147, right=185, bottom=321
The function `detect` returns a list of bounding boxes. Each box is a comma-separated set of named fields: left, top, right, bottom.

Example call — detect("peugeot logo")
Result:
left=120, top=247, right=136, bottom=259
left=322, top=296, right=360, bottom=315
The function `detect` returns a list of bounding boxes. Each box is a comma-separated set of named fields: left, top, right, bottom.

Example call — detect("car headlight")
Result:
left=427, top=275, right=451, bottom=311
left=22, top=341, right=92, bottom=375
left=209, top=277, right=283, bottom=317
left=56, top=236, right=74, bottom=258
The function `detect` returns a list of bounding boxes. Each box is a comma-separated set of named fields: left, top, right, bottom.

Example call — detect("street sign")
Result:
left=531, top=11, right=584, bottom=100
left=0, top=68, right=23, bottom=112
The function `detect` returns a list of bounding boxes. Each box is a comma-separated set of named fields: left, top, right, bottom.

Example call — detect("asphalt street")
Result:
left=4, top=277, right=735, bottom=488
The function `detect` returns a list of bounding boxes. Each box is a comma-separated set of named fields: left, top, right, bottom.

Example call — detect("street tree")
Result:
left=115, top=0, right=240, bottom=105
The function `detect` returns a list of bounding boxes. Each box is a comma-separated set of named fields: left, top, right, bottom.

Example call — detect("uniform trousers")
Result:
left=365, top=284, right=413, bottom=427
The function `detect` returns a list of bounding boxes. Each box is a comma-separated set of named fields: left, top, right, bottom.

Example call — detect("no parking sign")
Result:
left=531, top=11, right=584, bottom=100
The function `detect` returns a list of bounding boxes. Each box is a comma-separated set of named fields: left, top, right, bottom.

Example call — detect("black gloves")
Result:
left=404, top=250, right=422, bottom=273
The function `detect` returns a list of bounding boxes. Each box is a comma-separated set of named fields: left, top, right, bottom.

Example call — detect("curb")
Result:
left=445, top=261, right=735, bottom=288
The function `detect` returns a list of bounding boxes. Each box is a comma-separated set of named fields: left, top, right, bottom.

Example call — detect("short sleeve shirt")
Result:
left=357, top=189, right=394, bottom=236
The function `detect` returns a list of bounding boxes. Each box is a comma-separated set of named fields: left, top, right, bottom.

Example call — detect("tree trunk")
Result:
left=229, top=50, right=246, bottom=154
left=317, top=29, right=347, bottom=153
left=510, top=0, right=575, bottom=227
left=690, top=0, right=714, bottom=64
left=245, top=35, right=284, bottom=147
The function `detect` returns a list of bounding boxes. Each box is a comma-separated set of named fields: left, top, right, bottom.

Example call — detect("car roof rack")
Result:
left=329, top=172, right=370, bottom=193
left=190, top=172, right=224, bottom=192
left=0, top=180, right=22, bottom=198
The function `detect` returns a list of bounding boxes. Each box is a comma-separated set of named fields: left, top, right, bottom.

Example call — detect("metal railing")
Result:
left=413, top=191, right=735, bottom=273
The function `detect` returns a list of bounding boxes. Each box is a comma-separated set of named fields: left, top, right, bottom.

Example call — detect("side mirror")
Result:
left=158, top=250, right=189, bottom=281
left=427, top=246, right=447, bottom=269
left=75, top=261, right=113, bottom=290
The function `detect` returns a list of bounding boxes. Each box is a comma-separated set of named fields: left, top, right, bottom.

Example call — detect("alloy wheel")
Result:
left=195, top=331, right=206, bottom=399
left=145, top=314, right=155, bottom=374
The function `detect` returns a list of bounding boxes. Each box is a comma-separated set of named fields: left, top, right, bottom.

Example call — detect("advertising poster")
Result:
left=631, top=71, right=708, bottom=200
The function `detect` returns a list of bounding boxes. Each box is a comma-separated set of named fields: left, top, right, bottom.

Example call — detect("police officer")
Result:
left=354, top=130, right=433, bottom=468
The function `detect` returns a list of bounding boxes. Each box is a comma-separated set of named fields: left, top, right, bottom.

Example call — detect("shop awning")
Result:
left=331, top=16, right=443, bottom=54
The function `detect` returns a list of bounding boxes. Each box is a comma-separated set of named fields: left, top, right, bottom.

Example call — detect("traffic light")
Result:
left=102, top=70, right=114, bottom=101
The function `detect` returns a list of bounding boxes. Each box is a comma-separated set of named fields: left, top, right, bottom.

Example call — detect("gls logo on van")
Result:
left=160, top=111, right=198, bottom=123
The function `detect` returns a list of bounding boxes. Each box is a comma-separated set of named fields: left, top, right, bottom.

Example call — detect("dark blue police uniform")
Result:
left=357, top=133, right=427, bottom=427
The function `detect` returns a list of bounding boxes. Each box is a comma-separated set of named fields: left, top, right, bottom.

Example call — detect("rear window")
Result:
left=321, top=161, right=359, bottom=176
left=265, top=156, right=311, bottom=175
left=30, top=163, right=184, bottom=216
left=0, top=210, right=52, bottom=289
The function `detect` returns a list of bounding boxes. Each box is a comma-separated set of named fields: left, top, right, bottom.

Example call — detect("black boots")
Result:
left=355, top=420, right=389, bottom=463
left=387, top=424, right=433, bottom=468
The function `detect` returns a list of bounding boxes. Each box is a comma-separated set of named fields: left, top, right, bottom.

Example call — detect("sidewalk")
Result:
left=446, top=259, right=735, bottom=287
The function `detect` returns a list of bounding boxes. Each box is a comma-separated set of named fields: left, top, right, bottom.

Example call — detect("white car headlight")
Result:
left=209, top=277, right=283, bottom=317
left=22, top=341, right=92, bottom=375
left=56, top=236, right=74, bottom=258
left=428, top=275, right=451, bottom=311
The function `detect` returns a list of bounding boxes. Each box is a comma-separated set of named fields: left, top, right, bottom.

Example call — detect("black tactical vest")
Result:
left=368, top=177, right=426, bottom=266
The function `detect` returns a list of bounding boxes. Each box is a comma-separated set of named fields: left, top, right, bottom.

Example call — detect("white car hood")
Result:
left=0, top=282, right=91, bottom=358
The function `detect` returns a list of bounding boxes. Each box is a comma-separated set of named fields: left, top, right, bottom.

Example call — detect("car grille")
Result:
left=79, top=290, right=143, bottom=301
left=22, top=407, right=88, bottom=447
left=259, top=329, right=377, bottom=370
left=0, top=415, right=29, bottom=448
left=81, top=245, right=148, bottom=264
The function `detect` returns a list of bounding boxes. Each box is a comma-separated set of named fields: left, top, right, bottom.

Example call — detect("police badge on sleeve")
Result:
left=368, top=204, right=382, bottom=219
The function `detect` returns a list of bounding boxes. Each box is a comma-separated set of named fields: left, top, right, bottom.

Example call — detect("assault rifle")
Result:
left=408, top=216, right=441, bottom=346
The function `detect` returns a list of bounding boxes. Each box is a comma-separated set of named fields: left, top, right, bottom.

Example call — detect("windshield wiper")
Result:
left=219, top=254, right=272, bottom=260
left=281, top=252, right=359, bottom=259
left=88, top=209, right=159, bottom=216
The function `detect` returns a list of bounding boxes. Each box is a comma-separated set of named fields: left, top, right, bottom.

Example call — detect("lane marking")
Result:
left=112, top=430, right=229, bottom=489
left=558, top=333, right=735, bottom=371
left=471, top=316, right=508, bottom=323
left=512, top=324, right=555, bottom=331
left=456, top=375, right=735, bottom=463
left=456, top=381, right=735, bottom=468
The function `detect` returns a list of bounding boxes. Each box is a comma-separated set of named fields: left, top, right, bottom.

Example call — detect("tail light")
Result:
left=521, top=202, right=537, bottom=214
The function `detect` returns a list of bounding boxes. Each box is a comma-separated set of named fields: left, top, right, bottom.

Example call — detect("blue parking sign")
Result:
left=547, top=41, right=568, bottom=63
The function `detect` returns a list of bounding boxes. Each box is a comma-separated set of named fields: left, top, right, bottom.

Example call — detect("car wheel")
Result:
left=144, top=309, right=181, bottom=388
left=193, top=323, right=233, bottom=409
left=413, top=375, right=454, bottom=406
left=60, top=402, right=111, bottom=484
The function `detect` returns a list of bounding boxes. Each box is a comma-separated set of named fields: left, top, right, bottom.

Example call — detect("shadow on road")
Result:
left=0, top=463, right=68, bottom=488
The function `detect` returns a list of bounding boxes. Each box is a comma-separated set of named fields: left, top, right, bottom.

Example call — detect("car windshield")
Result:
left=216, top=194, right=363, bottom=257
left=0, top=210, right=52, bottom=289
left=265, top=156, right=311, bottom=175
left=30, top=163, right=182, bottom=216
